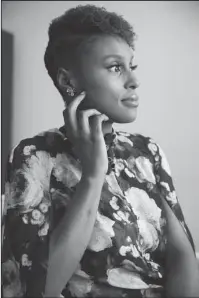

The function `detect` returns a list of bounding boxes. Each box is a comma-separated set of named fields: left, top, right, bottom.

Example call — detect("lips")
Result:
left=122, top=93, right=138, bottom=101
left=121, top=93, right=139, bottom=106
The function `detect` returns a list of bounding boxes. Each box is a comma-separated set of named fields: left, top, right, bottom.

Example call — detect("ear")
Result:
left=57, top=67, right=75, bottom=92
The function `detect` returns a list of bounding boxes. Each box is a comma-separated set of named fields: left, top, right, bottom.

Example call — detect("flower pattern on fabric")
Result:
left=21, top=254, right=32, bottom=267
left=87, top=212, right=115, bottom=252
left=119, top=244, right=140, bottom=258
left=2, top=126, right=195, bottom=298
left=137, top=219, right=159, bottom=253
left=125, top=187, right=162, bottom=231
left=23, top=145, right=36, bottom=156
left=114, top=158, right=125, bottom=177
left=126, top=156, right=156, bottom=184
left=107, top=267, right=148, bottom=289
left=38, top=222, right=49, bottom=237
left=109, top=196, right=120, bottom=210
left=5, top=150, right=55, bottom=212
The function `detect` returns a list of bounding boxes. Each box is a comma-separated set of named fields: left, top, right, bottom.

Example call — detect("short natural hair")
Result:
left=44, top=4, right=136, bottom=94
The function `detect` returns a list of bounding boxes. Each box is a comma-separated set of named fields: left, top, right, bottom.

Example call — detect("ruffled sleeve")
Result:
left=147, top=137, right=195, bottom=253
left=2, top=141, right=53, bottom=298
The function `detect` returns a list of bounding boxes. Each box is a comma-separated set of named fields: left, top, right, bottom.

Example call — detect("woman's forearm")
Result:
left=165, top=222, right=199, bottom=297
left=165, top=248, right=199, bottom=297
left=44, top=174, right=105, bottom=297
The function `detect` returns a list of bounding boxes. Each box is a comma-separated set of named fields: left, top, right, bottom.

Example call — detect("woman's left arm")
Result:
left=147, top=138, right=199, bottom=297
left=161, top=196, right=199, bottom=297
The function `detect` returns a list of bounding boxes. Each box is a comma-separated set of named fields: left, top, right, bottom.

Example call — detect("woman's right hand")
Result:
left=63, top=91, right=109, bottom=179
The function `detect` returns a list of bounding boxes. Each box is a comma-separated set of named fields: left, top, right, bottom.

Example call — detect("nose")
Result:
left=125, top=71, right=140, bottom=90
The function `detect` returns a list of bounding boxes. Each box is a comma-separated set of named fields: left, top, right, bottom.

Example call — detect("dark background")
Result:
left=2, top=30, right=13, bottom=194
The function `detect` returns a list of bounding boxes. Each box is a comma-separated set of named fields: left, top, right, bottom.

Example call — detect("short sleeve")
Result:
left=2, top=141, right=53, bottom=298
left=147, top=138, right=195, bottom=253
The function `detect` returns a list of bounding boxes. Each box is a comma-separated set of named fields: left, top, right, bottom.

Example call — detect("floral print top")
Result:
left=2, top=125, right=195, bottom=298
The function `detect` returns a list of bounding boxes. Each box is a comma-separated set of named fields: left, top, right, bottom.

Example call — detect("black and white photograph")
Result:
left=2, top=1, right=199, bottom=297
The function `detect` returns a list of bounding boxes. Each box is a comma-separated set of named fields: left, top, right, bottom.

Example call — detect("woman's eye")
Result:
left=108, top=65, right=122, bottom=73
left=130, top=65, right=138, bottom=71
left=108, top=64, right=138, bottom=74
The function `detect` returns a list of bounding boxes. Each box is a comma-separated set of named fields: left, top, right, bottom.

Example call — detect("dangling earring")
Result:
left=66, top=86, right=76, bottom=97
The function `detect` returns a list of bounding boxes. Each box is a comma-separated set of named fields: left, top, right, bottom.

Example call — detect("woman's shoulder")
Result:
left=115, top=130, right=166, bottom=168
left=19, top=127, right=65, bottom=148
left=116, top=129, right=159, bottom=151
left=116, top=129, right=153, bottom=141
left=7, top=127, right=67, bottom=167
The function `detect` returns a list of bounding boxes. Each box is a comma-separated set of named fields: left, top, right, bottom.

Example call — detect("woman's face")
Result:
left=74, top=35, right=140, bottom=124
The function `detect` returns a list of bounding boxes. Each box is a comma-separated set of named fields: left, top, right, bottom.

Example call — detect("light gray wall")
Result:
left=2, top=1, right=199, bottom=250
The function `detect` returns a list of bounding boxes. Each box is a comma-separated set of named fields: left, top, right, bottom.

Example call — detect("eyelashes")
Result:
left=108, top=63, right=138, bottom=74
left=130, top=65, right=138, bottom=71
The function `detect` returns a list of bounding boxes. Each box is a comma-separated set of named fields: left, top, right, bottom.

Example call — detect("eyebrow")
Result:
left=103, top=54, right=134, bottom=61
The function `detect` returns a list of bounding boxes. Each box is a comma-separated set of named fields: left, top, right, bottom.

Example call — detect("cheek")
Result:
left=86, top=73, right=124, bottom=103
left=91, top=85, right=120, bottom=111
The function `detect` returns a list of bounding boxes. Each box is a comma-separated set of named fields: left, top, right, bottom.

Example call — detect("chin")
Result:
left=110, top=109, right=138, bottom=124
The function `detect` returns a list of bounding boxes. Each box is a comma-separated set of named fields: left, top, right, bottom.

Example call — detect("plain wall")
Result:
left=2, top=1, right=199, bottom=250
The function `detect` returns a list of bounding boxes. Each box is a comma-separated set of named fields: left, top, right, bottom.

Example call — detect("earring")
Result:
left=66, top=86, right=75, bottom=97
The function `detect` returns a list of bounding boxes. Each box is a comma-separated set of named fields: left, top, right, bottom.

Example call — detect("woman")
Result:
left=2, top=4, right=199, bottom=298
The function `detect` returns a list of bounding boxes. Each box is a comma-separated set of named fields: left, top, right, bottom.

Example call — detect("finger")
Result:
left=63, top=92, right=85, bottom=118
left=64, top=92, right=86, bottom=136
left=78, top=109, right=102, bottom=136
left=90, top=114, right=109, bottom=138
